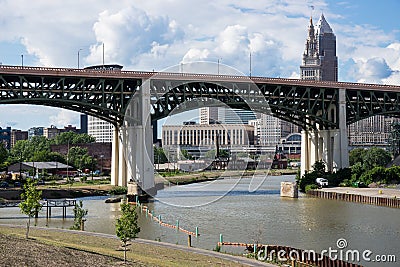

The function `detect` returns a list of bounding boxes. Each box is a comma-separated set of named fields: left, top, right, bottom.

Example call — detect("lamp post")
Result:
left=77, top=48, right=83, bottom=69
left=19, top=151, right=22, bottom=182
left=100, top=154, right=104, bottom=175
left=66, top=140, right=70, bottom=180
left=21, top=55, right=24, bottom=68
left=91, top=155, right=95, bottom=181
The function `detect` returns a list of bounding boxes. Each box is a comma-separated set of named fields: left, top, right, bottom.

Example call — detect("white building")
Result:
left=348, top=116, right=398, bottom=148
left=199, top=107, right=256, bottom=125
left=87, top=116, right=114, bottom=143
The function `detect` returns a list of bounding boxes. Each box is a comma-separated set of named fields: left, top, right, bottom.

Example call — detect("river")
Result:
left=1, top=175, right=399, bottom=267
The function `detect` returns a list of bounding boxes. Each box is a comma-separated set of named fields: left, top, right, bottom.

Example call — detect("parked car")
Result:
left=0, top=181, right=9, bottom=188
left=316, top=178, right=328, bottom=188
left=14, top=181, right=21, bottom=187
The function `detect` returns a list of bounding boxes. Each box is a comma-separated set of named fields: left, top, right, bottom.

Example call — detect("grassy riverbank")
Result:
left=0, top=225, right=252, bottom=266
left=160, top=169, right=298, bottom=185
left=0, top=184, right=116, bottom=201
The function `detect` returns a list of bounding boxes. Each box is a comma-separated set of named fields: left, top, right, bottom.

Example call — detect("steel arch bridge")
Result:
left=1, top=65, right=400, bottom=129
left=1, top=65, right=400, bottom=191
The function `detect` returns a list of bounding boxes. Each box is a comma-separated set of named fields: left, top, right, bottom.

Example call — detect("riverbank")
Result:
left=308, top=187, right=400, bottom=208
left=0, top=224, right=273, bottom=267
left=0, top=184, right=114, bottom=201
left=159, top=168, right=298, bottom=185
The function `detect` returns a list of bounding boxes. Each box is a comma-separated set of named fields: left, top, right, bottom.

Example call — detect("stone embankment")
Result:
left=308, top=187, right=400, bottom=208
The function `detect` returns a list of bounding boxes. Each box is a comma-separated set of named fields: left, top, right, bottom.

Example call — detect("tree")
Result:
left=0, top=144, right=8, bottom=164
left=0, top=144, right=9, bottom=170
left=349, top=148, right=366, bottom=166
left=390, top=122, right=400, bottom=157
left=179, top=149, right=193, bottom=160
left=70, top=200, right=88, bottom=230
left=116, top=203, right=140, bottom=263
left=9, top=136, right=50, bottom=163
left=312, top=160, right=326, bottom=176
left=67, top=146, right=96, bottom=170
left=19, top=179, right=42, bottom=239
left=154, top=147, right=168, bottom=164
left=362, top=147, right=392, bottom=171
left=51, top=132, right=95, bottom=145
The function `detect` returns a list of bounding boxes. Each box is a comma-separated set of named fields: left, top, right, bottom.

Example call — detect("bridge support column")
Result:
left=122, top=80, right=155, bottom=194
left=111, top=126, right=128, bottom=186
left=111, top=127, right=119, bottom=186
left=301, top=89, right=349, bottom=175
left=301, top=130, right=323, bottom=175
left=335, top=89, right=349, bottom=170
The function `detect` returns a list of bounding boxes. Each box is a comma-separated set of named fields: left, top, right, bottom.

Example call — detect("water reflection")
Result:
left=0, top=175, right=399, bottom=267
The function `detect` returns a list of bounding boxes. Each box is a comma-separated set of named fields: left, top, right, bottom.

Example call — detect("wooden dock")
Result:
left=43, top=199, right=77, bottom=219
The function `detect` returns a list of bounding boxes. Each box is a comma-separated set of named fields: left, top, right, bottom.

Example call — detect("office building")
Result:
left=0, top=127, right=11, bottom=149
left=11, top=129, right=28, bottom=148
left=87, top=116, right=114, bottom=143
left=28, top=127, right=44, bottom=139
left=199, top=107, right=256, bottom=125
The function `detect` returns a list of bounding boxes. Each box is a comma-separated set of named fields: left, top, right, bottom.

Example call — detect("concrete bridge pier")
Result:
left=301, top=89, right=349, bottom=175
left=111, top=80, right=156, bottom=195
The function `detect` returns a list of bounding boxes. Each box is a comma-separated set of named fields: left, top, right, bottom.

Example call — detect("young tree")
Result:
left=19, top=178, right=43, bottom=239
left=115, top=203, right=140, bottom=263
left=70, top=200, right=88, bottom=230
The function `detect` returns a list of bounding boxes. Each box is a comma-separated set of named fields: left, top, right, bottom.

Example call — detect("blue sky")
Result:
left=0, top=0, right=399, bottom=130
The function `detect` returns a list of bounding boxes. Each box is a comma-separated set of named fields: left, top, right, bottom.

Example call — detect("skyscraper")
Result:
left=300, top=14, right=396, bottom=148
left=300, top=14, right=338, bottom=81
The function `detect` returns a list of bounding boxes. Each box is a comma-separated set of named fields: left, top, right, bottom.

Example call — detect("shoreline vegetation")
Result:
left=159, top=168, right=298, bottom=185
left=1, top=169, right=298, bottom=201
left=0, top=225, right=262, bottom=267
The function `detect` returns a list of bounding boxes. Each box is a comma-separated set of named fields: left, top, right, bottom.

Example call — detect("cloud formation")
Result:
left=0, top=0, right=397, bottom=84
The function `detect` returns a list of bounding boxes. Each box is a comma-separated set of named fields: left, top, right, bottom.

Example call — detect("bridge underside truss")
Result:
left=346, top=89, right=400, bottom=124
left=150, top=80, right=340, bottom=130
left=0, top=69, right=400, bottom=129
left=0, top=73, right=141, bottom=126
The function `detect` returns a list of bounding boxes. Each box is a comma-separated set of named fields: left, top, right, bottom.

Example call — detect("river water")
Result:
left=1, top=175, right=399, bottom=267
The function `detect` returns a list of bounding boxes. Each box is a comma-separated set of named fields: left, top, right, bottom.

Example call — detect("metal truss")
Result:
left=150, top=79, right=339, bottom=130
left=0, top=72, right=141, bottom=126
left=1, top=66, right=400, bottom=130
left=346, top=89, right=400, bottom=124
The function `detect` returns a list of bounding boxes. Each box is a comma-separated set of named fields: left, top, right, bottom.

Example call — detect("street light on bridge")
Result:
left=77, top=49, right=83, bottom=69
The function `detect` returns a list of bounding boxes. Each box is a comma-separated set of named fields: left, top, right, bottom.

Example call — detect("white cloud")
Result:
left=49, top=110, right=80, bottom=128
left=1, top=0, right=399, bottom=130
left=354, top=57, right=393, bottom=83
left=86, top=6, right=183, bottom=67
left=182, top=48, right=210, bottom=63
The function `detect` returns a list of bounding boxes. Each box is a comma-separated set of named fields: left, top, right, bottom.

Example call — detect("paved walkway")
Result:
left=0, top=224, right=275, bottom=267
left=319, top=187, right=400, bottom=198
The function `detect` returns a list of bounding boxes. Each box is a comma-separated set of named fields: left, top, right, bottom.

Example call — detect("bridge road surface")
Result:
left=0, top=224, right=276, bottom=266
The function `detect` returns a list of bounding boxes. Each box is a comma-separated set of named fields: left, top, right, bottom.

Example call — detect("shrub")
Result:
left=109, top=186, right=127, bottom=195
left=305, top=184, right=318, bottom=193
left=297, top=171, right=319, bottom=193
left=359, top=166, right=386, bottom=185
left=327, top=168, right=351, bottom=186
